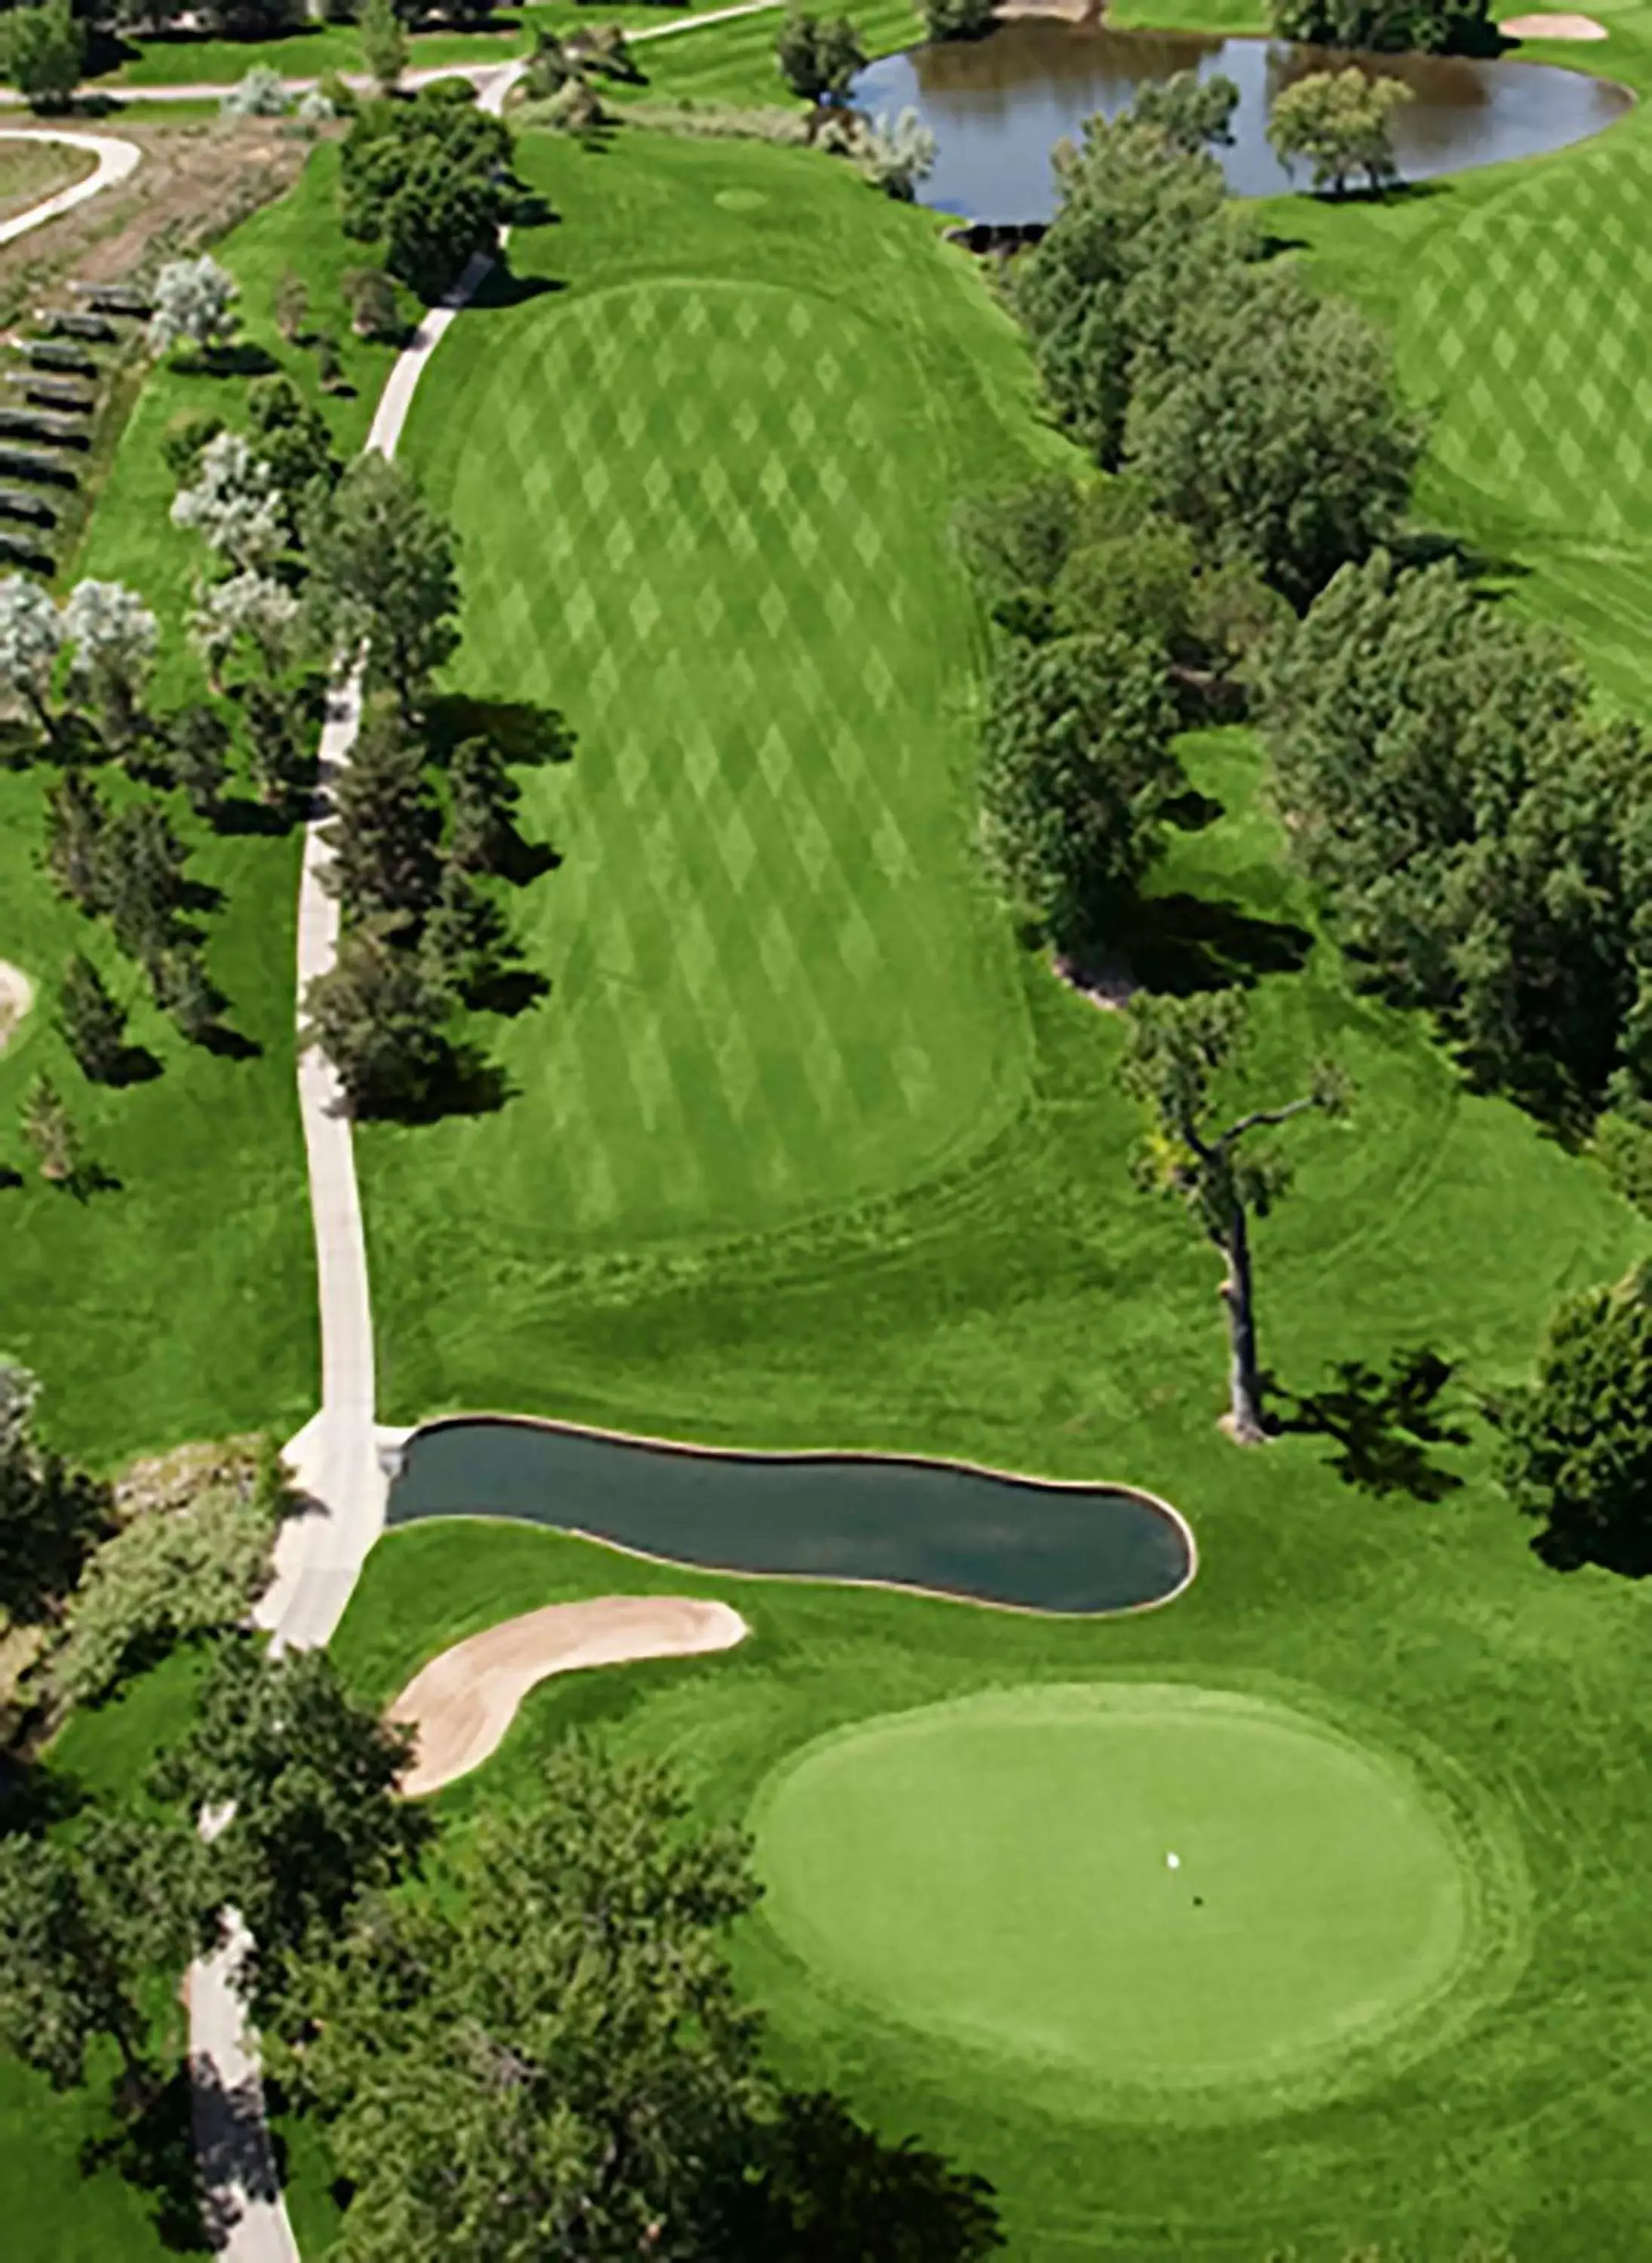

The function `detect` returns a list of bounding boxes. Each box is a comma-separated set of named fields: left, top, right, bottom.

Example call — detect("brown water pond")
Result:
left=849, top=21, right=1631, bottom=218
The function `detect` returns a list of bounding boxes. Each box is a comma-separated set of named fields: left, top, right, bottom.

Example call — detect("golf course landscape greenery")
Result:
left=11, top=0, right=1652, bottom=2254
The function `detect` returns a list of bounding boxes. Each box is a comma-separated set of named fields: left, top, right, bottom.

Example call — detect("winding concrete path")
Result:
left=0, top=124, right=139, bottom=245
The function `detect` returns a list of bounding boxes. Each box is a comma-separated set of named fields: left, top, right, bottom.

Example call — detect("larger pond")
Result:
left=850, top=22, right=1630, bottom=220
left=387, top=1418, right=1195, bottom=1614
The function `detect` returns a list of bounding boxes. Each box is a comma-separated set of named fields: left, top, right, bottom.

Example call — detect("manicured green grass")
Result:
left=751, top=1681, right=1500, bottom=2108
left=610, top=0, right=921, bottom=105
left=0, top=144, right=400, bottom=1472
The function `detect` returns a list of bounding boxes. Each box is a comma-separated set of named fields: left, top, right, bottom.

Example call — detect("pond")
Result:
left=849, top=21, right=1631, bottom=220
left=386, top=1417, right=1196, bottom=1614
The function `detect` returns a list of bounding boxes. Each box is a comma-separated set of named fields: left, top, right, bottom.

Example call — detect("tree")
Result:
left=242, top=680, right=312, bottom=811
left=1267, top=67, right=1414, bottom=198
left=54, top=1447, right=286, bottom=1706
left=20, top=1072, right=83, bottom=1188
left=57, top=951, right=128, bottom=1083
left=0, top=0, right=84, bottom=111
left=420, top=861, right=514, bottom=1006
left=1052, top=513, right=1197, bottom=656
left=359, top=0, right=407, bottom=94
left=1256, top=551, right=1652, bottom=1106
left=45, top=769, right=107, bottom=912
left=1272, top=0, right=1497, bottom=55
left=171, top=432, right=286, bottom=574
left=1130, top=68, right=1239, bottom=153
left=978, top=631, right=1178, bottom=950
left=0, top=1362, right=112, bottom=1623
left=447, top=732, right=520, bottom=875
left=342, top=266, right=402, bottom=341
left=147, top=255, right=239, bottom=364
left=303, top=453, right=460, bottom=714
left=154, top=940, right=220, bottom=1042
left=1007, top=110, right=1239, bottom=468
left=921, top=0, right=995, bottom=36
left=245, top=373, right=340, bottom=512
left=775, top=8, right=864, bottom=102
left=0, top=570, right=63, bottom=739
left=100, top=802, right=189, bottom=971
left=220, top=63, right=290, bottom=117
left=1498, top=1266, right=1652, bottom=1574
left=189, top=569, right=300, bottom=688
left=302, top=917, right=455, bottom=1117
left=340, top=90, right=511, bottom=302
left=150, top=1633, right=430, bottom=2013
left=0, top=1813, right=204, bottom=2100
left=272, top=1739, right=769, bottom=2259
left=165, top=703, right=233, bottom=818
left=1119, top=990, right=1350, bottom=1442
left=324, top=702, right=442, bottom=923
left=859, top=108, right=938, bottom=201
left=1123, top=262, right=1422, bottom=603
left=273, top=267, right=309, bottom=345
left=62, top=579, right=158, bottom=752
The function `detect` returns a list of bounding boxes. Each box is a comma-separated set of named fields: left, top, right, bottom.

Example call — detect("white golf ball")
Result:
left=1166, top=1852, right=1181, bottom=1871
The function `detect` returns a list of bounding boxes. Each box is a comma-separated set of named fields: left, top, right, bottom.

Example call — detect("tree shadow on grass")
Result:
left=1270, top=1346, right=1472, bottom=1503
left=1126, top=893, right=1314, bottom=995
left=358, top=1041, right=515, bottom=1125
left=103, top=1042, right=163, bottom=1089
left=425, top=694, right=574, bottom=769
left=211, top=795, right=296, bottom=840
left=469, top=963, right=550, bottom=1018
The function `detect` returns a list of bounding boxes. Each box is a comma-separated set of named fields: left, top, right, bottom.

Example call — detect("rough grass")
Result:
left=0, top=136, right=95, bottom=221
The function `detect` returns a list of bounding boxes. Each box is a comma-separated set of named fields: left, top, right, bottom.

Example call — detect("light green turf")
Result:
left=752, top=1682, right=1492, bottom=2106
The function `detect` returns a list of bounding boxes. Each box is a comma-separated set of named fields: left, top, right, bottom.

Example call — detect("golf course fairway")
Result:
left=753, top=1683, right=1500, bottom=2114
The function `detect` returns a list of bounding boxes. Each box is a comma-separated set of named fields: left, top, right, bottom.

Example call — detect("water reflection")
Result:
left=850, top=20, right=1631, bottom=216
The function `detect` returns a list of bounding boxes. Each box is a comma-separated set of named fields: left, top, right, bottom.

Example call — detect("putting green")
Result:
left=753, top=1683, right=1481, bottom=2106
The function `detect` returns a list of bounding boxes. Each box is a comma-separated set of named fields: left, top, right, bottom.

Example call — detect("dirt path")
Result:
left=389, top=1597, right=751, bottom=1795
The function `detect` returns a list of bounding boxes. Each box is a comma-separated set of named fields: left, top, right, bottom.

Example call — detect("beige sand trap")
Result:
left=1498, top=11, right=1608, bottom=35
left=388, top=1595, right=749, bottom=1795
left=0, top=961, right=34, bottom=1052
left=996, top=0, right=1095, bottom=18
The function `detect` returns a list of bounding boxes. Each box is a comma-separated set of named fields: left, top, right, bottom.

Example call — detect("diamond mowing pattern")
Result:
left=1404, top=146, right=1652, bottom=548
left=454, top=281, right=999, bottom=1236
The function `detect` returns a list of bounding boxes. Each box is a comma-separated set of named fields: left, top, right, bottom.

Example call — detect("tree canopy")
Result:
left=775, top=8, right=864, bottom=101
left=302, top=453, right=460, bottom=714
left=1267, top=67, right=1414, bottom=197
left=1272, top=0, right=1498, bottom=54
left=1499, top=1266, right=1652, bottom=1574
left=0, top=1362, right=112, bottom=1623
left=340, top=88, right=511, bottom=302
left=1256, top=549, right=1652, bottom=1109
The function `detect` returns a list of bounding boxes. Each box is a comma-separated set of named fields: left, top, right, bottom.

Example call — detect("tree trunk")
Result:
left=1218, top=1202, right=1268, bottom=1444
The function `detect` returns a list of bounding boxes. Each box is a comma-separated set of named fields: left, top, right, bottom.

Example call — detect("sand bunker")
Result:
left=0, top=962, right=34, bottom=1052
left=387, top=1595, right=749, bottom=1795
left=1498, top=12, right=1608, bottom=36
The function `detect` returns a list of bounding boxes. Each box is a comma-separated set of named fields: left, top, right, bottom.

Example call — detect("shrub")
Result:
left=221, top=65, right=291, bottom=116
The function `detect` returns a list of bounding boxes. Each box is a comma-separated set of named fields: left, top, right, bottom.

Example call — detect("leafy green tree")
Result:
left=304, top=453, right=461, bottom=715
left=359, top=0, right=406, bottom=92
left=245, top=373, right=340, bottom=516
left=165, top=704, right=233, bottom=819
left=1131, top=68, right=1239, bottom=153
left=978, top=631, right=1178, bottom=950
left=1052, top=514, right=1197, bottom=656
left=1123, top=263, right=1422, bottom=603
left=0, top=1813, right=204, bottom=2099
left=324, top=702, right=442, bottom=924
left=420, top=862, right=514, bottom=1006
left=20, top=1072, right=83, bottom=1189
left=342, top=265, right=402, bottom=341
left=447, top=732, right=521, bottom=875
left=1256, top=551, right=1652, bottom=1105
left=1008, top=109, right=1239, bottom=468
left=1119, top=990, right=1350, bottom=1441
left=302, top=917, right=455, bottom=1117
left=0, top=0, right=84, bottom=111
left=151, top=1633, right=430, bottom=2013
left=340, top=90, right=510, bottom=302
left=242, top=680, right=312, bottom=811
left=273, top=267, right=309, bottom=345
left=921, top=0, right=995, bottom=37
left=775, top=8, right=864, bottom=101
left=1267, top=67, right=1414, bottom=197
left=1271, top=0, right=1497, bottom=55
left=45, top=769, right=109, bottom=913
left=0, top=1362, right=112, bottom=1622
left=101, top=802, right=189, bottom=971
left=57, top=952, right=128, bottom=1084
left=153, top=940, right=220, bottom=1043
left=1498, top=1267, right=1652, bottom=1573
left=54, top=1449, right=286, bottom=1706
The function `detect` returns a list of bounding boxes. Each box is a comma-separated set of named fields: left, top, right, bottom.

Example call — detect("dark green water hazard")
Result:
left=386, top=1420, right=1195, bottom=1615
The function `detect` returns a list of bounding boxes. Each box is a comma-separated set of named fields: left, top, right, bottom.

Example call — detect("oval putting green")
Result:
left=753, top=1683, right=1479, bottom=2104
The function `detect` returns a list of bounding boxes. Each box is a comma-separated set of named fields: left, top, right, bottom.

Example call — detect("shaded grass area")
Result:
left=0, top=143, right=395, bottom=1467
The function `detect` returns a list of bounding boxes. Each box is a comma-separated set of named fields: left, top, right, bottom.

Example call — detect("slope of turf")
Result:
left=751, top=1681, right=1512, bottom=2111
left=0, top=148, right=395, bottom=1465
